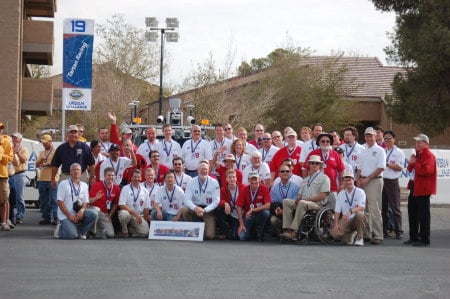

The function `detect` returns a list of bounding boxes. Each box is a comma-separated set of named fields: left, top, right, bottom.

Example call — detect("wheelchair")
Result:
left=282, top=193, right=336, bottom=245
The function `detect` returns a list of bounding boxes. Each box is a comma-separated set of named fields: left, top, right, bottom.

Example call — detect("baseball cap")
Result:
left=67, top=125, right=79, bottom=132
left=285, top=130, right=297, bottom=137
left=342, top=171, right=354, bottom=179
left=40, top=134, right=52, bottom=143
left=224, top=154, right=236, bottom=161
left=248, top=172, right=259, bottom=179
left=413, top=134, right=429, bottom=144
left=364, top=127, right=376, bottom=135
left=121, top=128, right=132, bottom=135
left=11, top=132, right=23, bottom=139
left=109, top=144, right=120, bottom=152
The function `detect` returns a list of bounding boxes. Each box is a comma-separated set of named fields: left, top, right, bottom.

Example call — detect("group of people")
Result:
left=0, top=117, right=436, bottom=247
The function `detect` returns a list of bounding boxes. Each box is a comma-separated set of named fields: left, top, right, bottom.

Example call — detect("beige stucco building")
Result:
left=1, top=0, right=56, bottom=133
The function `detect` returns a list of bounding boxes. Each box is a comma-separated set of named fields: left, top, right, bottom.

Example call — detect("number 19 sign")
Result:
left=62, top=19, right=94, bottom=110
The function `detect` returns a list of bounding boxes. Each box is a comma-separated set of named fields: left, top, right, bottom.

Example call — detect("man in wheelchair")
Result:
left=280, top=155, right=330, bottom=240
left=332, top=171, right=366, bottom=246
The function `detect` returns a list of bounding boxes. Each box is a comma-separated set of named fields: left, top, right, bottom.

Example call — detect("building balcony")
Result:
left=23, top=19, right=53, bottom=65
left=24, top=0, right=56, bottom=18
left=22, top=78, right=53, bottom=116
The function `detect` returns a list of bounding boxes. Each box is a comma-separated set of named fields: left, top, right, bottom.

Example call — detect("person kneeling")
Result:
left=55, top=163, right=98, bottom=239
left=236, top=172, right=270, bottom=242
left=332, top=171, right=366, bottom=246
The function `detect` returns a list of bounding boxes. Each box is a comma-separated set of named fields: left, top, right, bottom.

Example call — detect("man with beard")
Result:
left=339, top=126, right=365, bottom=178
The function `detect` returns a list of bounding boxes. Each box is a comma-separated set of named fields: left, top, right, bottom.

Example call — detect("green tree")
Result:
left=371, top=0, right=450, bottom=135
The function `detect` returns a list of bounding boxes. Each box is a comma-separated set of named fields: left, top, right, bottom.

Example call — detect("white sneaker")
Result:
left=347, top=231, right=357, bottom=245
left=354, top=238, right=364, bottom=246
left=53, top=224, right=61, bottom=239
left=6, top=220, right=15, bottom=229
left=1, top=223, right=10, bottom=231
left=79, top=234, right=87, bottom=240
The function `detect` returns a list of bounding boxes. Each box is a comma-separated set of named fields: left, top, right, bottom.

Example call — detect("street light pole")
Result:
left=145, top=17, right=179, bottom=118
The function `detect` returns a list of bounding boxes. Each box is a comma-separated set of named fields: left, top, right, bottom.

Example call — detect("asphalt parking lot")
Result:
left=1, top=189, right=449, bottom=299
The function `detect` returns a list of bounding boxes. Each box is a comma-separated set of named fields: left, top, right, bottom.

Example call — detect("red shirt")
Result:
left=236, top=184, right=271, bottom=213
left=407, top=147, right=437, bottom=196
left=270, top=146, right=302, bottom=178
left=216, top=166, right=243, bottom=187
left=89, top=181, right=121, bottom=213
left=109, top=123, right=138, bottom=155
left=303, top=149, right=345, bottom=192
left=143, top=164, right=171, bottom=185
left=219, top=183, right=244, bottom=208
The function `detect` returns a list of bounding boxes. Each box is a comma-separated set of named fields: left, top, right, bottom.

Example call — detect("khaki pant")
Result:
left=362, top=178, right=384, bottom=240
left=181, top=207, right=216, bottom=240
left=118, top=210, right=149, bottom=237
left=282, top=199, right=321, bottom=231
left=332, top=211, right=367, bottom=243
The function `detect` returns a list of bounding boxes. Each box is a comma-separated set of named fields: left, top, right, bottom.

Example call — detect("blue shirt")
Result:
left=270, top=181, right=300, bottom=203
left=51, top=141, right=95, bottom=173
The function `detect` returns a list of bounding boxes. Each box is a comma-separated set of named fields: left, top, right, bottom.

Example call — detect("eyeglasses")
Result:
left=262, top=137, right=271, bottom=141
left=320, top=140, right=331, bottom=143
left=224, top=128, right=231, bottom=131
left=192, top=130, right=201, bottom=133
left=287, top=135, right=296, bottom=138
left=383, top=136, right=393, bottom=140
left=173, top=163, right=182, bottom=166
left=279, top=170, right=290, bottom=174
left=272, top=135, right=281, bottom=138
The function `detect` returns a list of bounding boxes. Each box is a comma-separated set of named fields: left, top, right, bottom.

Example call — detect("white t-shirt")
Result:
left=119, top=184, right=150, bottom=214
left=357, top=144, right=386, bottom=177
left=154, top=185, right=185, bottom=215
left=242, top=163, right=271, bottom=185
left=137, top=140, right=160, bottom=165
left=384, top=146, right=405, bottom=179
left=300, top=140, right=319, bottom=163
left=245, top=142, right=258, bottom=154
left=174, top=173, right=192, bottom=190
left=339, top=143, right=365, bottom=173
left=140, top=182, right=160, bottom=211
left=157, top=139, right=182, bottom=169
left=57, top=179, right=89, bottom=220
left=210, top=138, right=232, bottom=165
left=99, top=157, right=132, bottom=185
left=184, top=176, right=220, bottom=213
left=99, top=141, right=112, bottom=154
left=258, top=145, right=279, bottom=166
left=335, top=187, right=366, bottom=220
left=181, top=139, right=213, bottom=171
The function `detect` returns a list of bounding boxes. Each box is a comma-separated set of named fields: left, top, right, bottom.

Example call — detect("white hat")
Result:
left=285, top=130, right=297, bottom=137
left=413, top=134, right=429, bottom=144
left=11, top=132, right=23, bottom=139
left=248, top=172, right=259, bottom=179
left=364, top=127, right=376, bottom=135
left=307, top=155, right=323, bottom=164
left=342, top=171, right=354, bottom=179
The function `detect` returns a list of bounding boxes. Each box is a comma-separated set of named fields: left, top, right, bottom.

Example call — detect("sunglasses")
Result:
left=279, top=170, right=290, bottom=174
left=173, top=163, right=182, bottom=166
left=262, top=137, right=271, bottom=141
left=320, top=140, right=331, bottom=143
left=383, top=136, right=393, bottom=140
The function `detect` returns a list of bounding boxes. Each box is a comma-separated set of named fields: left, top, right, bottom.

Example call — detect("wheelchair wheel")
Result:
left=315, top=207, right=335, bottom=244
left=297, top=212, right=316, bottom=242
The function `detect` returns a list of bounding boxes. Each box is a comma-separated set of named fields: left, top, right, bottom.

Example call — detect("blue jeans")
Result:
left=8, top=176, right=16, bottom=222
left=39, top=181, right=57, bottom=220
left=239, top=210, right=270, bottom=241
left=13, top=173, right=27, bottom=220
left=59, top=209, right=98, bottom=239
left=151, top=209, right=178, bottom=221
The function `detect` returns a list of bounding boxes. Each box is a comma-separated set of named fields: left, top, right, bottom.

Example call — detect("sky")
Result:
left=51, top=0, right=397, bottom=87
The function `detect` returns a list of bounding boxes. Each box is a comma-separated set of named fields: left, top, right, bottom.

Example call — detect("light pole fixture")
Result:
left=128, top=100, right=140, bottom=124
left=145, top=17, right=179, bottom=117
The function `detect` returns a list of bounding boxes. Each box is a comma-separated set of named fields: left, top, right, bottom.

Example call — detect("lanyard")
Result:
left=198, top=177, right=209, bottom=194
left=163, top=140, right=173, bottom=157
left=147, top=141, right=154, bottom=152
left=311, top=140, right=317, bottom=150
left=307, top=171, right=320, bottom=187
left=69, top=179, right=81, bottom=202
left=191, top=139, right=202, bottom=154
left=109, top=158, right=121, bottom=177
left=103, top=181, right=113, bottom=202
left=165, top=187, right=175, bottom=204
left=279, top=182, right=291, bottom=199
left=144, top=182, right=155, bottom=197
left=100, top=142, right=110, bottom=152
left=175, top=174, right=184, bottom=187
left=249, top=187, right=259, bottom=204
left=235, top=154, right=242, bottom=169
left=385, top=147, right=394, bottom=163
left=345, top=143, right=356, bottom=160
left=287, top=146, right=297, bottom=159
left=261, top=148, right=268, bottom=162
left=130, top=185, right=141, bottom=203
left=345, top=188, right=356, bottom=210
left=44, top=147, right=54, bottom=160
left=213, top=139, right=224, bottom=151
left=229, top=186, right=238, bottom=207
